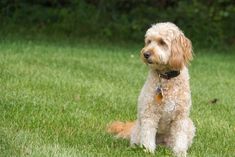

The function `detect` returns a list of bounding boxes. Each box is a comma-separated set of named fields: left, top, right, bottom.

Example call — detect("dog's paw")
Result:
left=140, top=143, right=156, bottom=154
left=130, top=142, right=138, bottom=148
left=174, top=151, right=187, bottom=157
left=143, top=147, right=155, bottom=154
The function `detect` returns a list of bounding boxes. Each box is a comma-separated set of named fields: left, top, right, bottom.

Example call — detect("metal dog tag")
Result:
left=155, top=85, right=163, bottom=104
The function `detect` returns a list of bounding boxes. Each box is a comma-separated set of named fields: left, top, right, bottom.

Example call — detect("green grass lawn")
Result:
left=0, top=38, right=235, bottom=157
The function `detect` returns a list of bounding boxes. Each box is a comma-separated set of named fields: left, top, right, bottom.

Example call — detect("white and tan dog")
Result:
left=107, top=22, right=195, bottom=157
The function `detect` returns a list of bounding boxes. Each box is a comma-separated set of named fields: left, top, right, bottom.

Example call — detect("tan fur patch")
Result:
left=107, top=121, right=135, bottom=139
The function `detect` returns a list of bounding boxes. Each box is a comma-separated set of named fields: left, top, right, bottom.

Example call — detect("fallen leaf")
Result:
left=209, top=98, right=219, bottom=105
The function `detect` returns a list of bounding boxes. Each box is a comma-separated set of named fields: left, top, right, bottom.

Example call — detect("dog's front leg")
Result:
left=170, top=118, right=195, bottom=157
left=139, top=107, right=160, bottom=153
left=130, top=120, right=141, bottom=146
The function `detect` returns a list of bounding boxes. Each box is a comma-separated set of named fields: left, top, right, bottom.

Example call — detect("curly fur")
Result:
left=107, top=22, right=195, bottom=157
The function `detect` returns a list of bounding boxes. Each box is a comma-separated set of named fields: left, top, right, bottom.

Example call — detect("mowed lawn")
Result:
left=0, top=38, right=234, bottom=157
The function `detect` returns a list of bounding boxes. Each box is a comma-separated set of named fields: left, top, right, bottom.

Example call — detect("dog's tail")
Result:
left=107, top=121, right=136, bottom=139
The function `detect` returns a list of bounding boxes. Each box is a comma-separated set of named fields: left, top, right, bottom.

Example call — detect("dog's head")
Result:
left=141, top=22, right=193, bottom=71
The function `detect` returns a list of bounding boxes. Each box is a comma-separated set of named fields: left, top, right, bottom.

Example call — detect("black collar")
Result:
left=159, top=70, right=180, bottom=80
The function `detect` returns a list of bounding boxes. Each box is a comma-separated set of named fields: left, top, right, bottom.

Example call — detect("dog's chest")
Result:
left=162, top=99, right=176, bottom=112
left=156, top=80, right=178, bottom=110
left=157, top=82, right=181, bottom=132
left=157, top=100, right=176, bottom=132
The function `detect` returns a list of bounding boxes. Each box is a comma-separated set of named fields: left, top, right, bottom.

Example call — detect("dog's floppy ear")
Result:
left=169, top=34, right=193, bottom=70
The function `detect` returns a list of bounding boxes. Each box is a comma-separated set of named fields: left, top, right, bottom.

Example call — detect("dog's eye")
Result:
left=146, top=40, right=151, bottom=45
left=158, top=39, right=166, bottom=46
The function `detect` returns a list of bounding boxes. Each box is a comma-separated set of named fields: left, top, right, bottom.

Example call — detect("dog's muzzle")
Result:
left=143, top=52, right=151, bottom=59
left=143, top=52, right=153, bottom=64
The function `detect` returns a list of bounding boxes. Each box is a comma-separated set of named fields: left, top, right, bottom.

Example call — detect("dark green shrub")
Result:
left=0, top=0, right=234, bottom=47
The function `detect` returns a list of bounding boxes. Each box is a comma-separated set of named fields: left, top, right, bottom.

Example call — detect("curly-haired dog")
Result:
left=107, top=22, right=195, bottom=157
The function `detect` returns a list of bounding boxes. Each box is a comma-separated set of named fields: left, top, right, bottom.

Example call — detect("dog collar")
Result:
left=159, top=70, right=180, bottom=80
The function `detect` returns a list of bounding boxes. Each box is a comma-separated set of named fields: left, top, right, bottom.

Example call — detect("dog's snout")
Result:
left=144, top=52, right=151, bottom=59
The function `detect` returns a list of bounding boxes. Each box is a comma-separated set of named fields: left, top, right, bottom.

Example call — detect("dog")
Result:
left=107, top=22, right=195, bottom=157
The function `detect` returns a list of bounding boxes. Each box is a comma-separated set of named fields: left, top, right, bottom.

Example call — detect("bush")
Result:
left=0, top=0, right=234, bottom=47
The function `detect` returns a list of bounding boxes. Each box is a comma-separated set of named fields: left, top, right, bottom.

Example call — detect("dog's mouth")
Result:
left=141, top=54, right=158, bottom=65
left=147, top=59, right=153, bottom=64
left=144, top=58, right=168, bottom=71
left=143, top=58, right=154, bottom=64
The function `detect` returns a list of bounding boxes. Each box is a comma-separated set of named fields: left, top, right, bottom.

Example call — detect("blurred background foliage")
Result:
left=0, top=0, right=234, bottom=47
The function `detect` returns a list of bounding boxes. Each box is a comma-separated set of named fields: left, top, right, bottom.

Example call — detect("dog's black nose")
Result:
left=144, top=52, right=151, bottom=59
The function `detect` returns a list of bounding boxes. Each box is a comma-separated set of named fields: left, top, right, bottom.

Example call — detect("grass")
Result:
left=0, top=37, right=235, bottom=157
